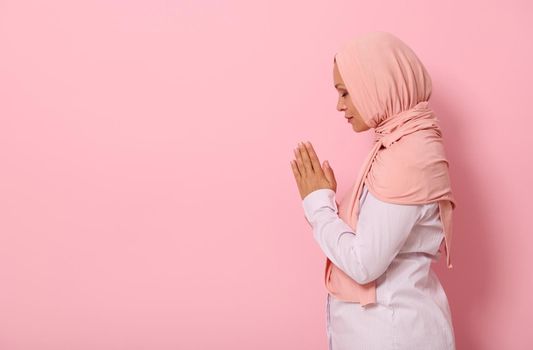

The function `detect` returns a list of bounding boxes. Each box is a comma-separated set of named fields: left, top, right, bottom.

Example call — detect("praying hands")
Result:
left=290, top=141, right=337, bottom=200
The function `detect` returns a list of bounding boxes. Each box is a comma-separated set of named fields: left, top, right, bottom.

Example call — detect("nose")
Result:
left=337, top=98, right=346, bottom=112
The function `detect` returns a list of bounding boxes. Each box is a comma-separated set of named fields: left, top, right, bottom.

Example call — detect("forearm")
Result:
left=303, top=189, right=372, bottom=284
left=302, top=188, right=421, bottom=285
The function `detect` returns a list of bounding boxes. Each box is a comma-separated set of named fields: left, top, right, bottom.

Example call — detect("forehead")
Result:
left=333, top=62, right=345, bottom=87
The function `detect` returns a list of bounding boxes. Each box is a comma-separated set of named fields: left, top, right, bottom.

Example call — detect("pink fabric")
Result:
left=327, top=31, right=456, bottom=306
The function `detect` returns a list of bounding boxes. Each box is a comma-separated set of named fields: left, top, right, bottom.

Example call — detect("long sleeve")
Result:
left=302, top=187, right=422, bottom=284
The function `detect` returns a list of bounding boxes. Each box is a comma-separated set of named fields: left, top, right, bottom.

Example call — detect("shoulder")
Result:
left=360, top=184, right=426, bottom=223
left=363, top=184, right=440, bottom=223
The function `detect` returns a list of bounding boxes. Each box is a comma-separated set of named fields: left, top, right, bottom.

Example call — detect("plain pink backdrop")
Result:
left=1, top=0, right=532, bottom=349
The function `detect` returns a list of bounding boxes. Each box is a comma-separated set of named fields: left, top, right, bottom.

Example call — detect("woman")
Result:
left=290, top=31, right=456, bottom=350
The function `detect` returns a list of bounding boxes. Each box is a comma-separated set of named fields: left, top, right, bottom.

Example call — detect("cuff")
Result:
left=302, top=188, right=338, bottom=222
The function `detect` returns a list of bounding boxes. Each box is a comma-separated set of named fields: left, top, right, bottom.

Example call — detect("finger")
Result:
left=304, top=142, right=323, bottom=175
left=299, top=142, right=314, bottom=174
left=294, top=146, right=307, bottom=176
left=290, top=159, right=301, bottom=179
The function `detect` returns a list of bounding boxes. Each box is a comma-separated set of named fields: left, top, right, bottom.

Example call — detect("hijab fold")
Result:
left=328, top=31, right=456, bottom=306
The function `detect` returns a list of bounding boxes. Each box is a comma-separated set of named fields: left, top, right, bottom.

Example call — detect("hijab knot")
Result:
left=374, top=101, right=439, bottom=147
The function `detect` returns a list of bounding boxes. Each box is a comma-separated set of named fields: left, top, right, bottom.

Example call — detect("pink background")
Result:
left=1, top=0, right=532, bottom=349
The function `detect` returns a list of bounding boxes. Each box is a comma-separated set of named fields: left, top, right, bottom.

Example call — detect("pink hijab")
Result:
left=327, top=31, right=456, bottom=306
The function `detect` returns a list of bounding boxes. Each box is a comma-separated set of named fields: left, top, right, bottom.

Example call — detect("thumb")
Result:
left=322, top=160, right=336, bottom=186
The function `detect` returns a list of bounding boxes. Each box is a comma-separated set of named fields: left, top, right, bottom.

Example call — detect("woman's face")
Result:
left=333, top=61, right=370, bottom=132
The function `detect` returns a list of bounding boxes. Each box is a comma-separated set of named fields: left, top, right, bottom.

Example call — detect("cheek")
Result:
left=347, top=104, right=359, bottom=117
